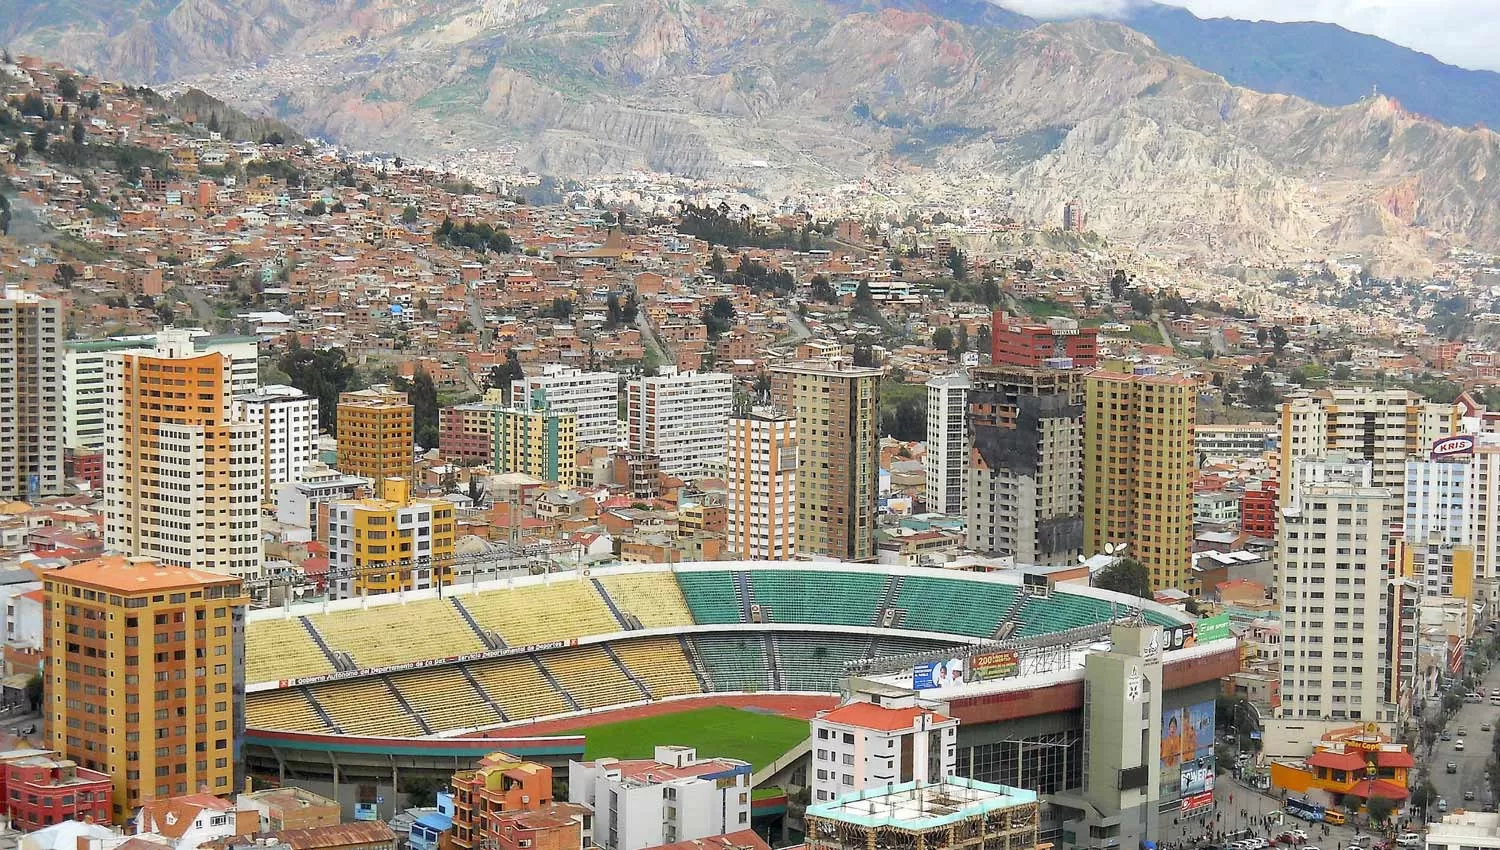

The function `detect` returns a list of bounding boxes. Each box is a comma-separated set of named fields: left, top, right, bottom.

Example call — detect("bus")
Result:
left=1323, top=809, right=1346, bottom=825
left=1286, top=798, right=1326, bottom=822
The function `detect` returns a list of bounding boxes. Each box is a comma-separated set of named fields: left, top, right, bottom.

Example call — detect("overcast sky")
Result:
left=994, top=0, right=1500, bottom=72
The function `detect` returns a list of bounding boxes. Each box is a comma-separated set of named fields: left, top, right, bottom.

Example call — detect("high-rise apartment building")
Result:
left=234, top=385, right=319, bottom=504
left=627, top=369, right=734, bottom=477
left=990, top=313, right=1098, bottom=369
left=1083, top=367, right=1195, bottom=590
left=64, top=333, right=258, bottom=452
left=568, top=746, right=751, bottom=850
left=770, top=361, right=882, bottom=562
left=726, top=407, right=797, bottom=560
left=1279, top=388, right=1459, bottom=507
left=965, top=366, right=1084, bottom=564
left=1269, top=452, right=1395, bottom=756
left=925, top=372, right=969, bottom=516
left=325, top=477, right=457, bottom=598
left=336, top=386, right=414, bottom=498
left=1469, top=443, right=1500, bottom=604
left=104, top=330, right=264, bottom=578
left=494, top=399, right=578, bottom=487
left=43, top=555, right=246, bottom=821
left=0, top=287, right=63, bottom=499
left=440, top=403, right=501, bottom=466
left=512, top=366, right=620, bottom=447
left=808, top=692, right=958, bottom=805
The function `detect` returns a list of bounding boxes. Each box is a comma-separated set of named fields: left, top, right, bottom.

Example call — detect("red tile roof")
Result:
left=818, top=702, right=952, bottom=733
left=644, top=830, right=772, bottom=850
left=1375, top=749, right=1415, bottom=768
left=1343, top=778, right=1409, bottom=801
left=1306, top=749, right=1367, bottom=772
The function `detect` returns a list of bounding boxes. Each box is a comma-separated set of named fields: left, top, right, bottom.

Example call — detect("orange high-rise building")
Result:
left=43, top=556, right=247, bottom=822
left=336, top=386, right=414, bottom=498
left=727, top=408, right=797, bottom=559
left=104, top=329, right=263, bottom=577
left=448, top=752, right=586, bottom=850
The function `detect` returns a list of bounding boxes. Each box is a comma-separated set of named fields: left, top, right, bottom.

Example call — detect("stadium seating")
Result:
left=389, top=665, right=506, bottom=733
left=462, top=579, right=619, bottom=646
left=748, top=570, right=885, bottom=626
left=895, top=575, right=1017, bottom=636
left=777, top=634, right=869, bottom=692
left=597, top=572, right=694, bottom=628
left=465, top=656, right=573, bottom=721
left=311, top=678, right=425, bottom=737
left=692, top=634, right=772, bottom=692
left=245, top=618, right=337, bottom=684
left=244, top=687, right=329, bottom=733
left=609, top=637, right=702, bottom=699
left=543, top=646, right=643, bottom=710
left=676, top=571, right=743, bottom=624
left=1015, top=592, right=1126, bottom=638
left=307, top=599, right=486, bottom=670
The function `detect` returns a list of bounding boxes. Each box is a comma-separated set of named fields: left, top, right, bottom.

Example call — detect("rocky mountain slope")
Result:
left=6, top=0, right=1500, bottom=268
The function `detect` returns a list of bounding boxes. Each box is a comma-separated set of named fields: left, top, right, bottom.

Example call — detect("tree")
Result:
left=11, top=140, right=25, bottom=164
left=1093, top=558, right=1152, bottom=599
left=329, top=201, right=347, bottom=214
left=30, top=129, right=46, bottom=154
left=53, top=264, right=78, bottom=287
left=954, top=324, right=969, bottom=355
left=546, top=298, right=572, bottom=321
left=976, top=324, right=991, bottom=357
left=707, top=249, right=727, bottom=276
left=1410, top=781, right=1438, bottom=812
left=278, top=341, right=355, bottom=434
left=947, top=248, right=967, bottom=281
left=931, top=326, right=954, bottom=352
left=400, top=775, right=443, bottom=808
left=703, top=296, right=736, bottom=340
left=71, top=122, right=85, bottom=145
left=605, top=293, right=623, bottom=329
left=799, top=228, right=811, bottom=252
left=56, top=75, right=79, bottom=102
left=853, top=344, right=876, bottom=368
left=1365, top=796, right=1393, bottom=824
left=855, top=281, right=873, bottom=307
left=1270, top=325, right=1290, bottom=353
left=1256, top=327, right=1269, bottom=347
left=809, top=274, right=836, bottom=303
left=402, top=205, right=419, bottom=224
left=402, top=370, right=440, bottom=450
left=309, top=199, right=327, bottom=216
left=621, top=292, right=639, bottom=324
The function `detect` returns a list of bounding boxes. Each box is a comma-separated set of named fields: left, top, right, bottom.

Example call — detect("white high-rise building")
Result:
left=1268, top=451, right=1394, bottom=757
left=1279, top=388, right=1458, bottom=507
left=809, top=690, right=958, bottom=805
left=65, top=332, right=258, bottom=452
left=512, top=365, right=619, bottom=447
left=0, top=287, right=63, bottom=499
left=727, top=408, right=797, bottom=560
left=925, top=372, right=969, bottom=516
left=627, top=369, right=734, bottom=477
left=235, top=385, right=320, bottom=503
left=104, top=330, right=264, bottom=578
left=1470, top=443, right=1500, bottom=604
left=1406, top=456, right=1469, bottom=545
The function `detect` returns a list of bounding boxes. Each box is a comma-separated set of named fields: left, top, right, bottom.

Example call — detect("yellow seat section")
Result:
left=461, top=580, right=619, bottom=647
left=610, top=638, right=701, bottom=700
left=245, top=688, right=329, bottom=732
left=542, top=646, right=641, bottom=710
left=466, top=656, right=572, bottom=722
left=389, top=665, right=505, bottom=734
left=244, top=618, right=335, bottom=684
left=597, top=572, right=694, bottom=628
left=306, top=599, right=485, bottom=670
left=311, top=677, right=424, bottom=737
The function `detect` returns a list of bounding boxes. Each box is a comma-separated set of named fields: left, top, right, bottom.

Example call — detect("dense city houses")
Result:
left=0, top=50, right=1498, bottom=850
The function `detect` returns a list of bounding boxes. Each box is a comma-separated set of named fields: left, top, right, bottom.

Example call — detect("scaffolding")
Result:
left=806, top=779, right=1040, bottom=850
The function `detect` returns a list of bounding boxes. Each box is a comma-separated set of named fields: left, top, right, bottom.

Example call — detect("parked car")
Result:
left=1448, top=761, right=1459, bottom=773
left=1439, top=798, right=1450, bottom=812
left=1484, top=721, right=1493, bottom=732
left=1396, top=836, right=1423, bottom=849
left=1466, top=790, right=1477, bottom=800
left=1457, top=739, right=1466, bottom=751
left=1442, top=731, right=1453, bottom=740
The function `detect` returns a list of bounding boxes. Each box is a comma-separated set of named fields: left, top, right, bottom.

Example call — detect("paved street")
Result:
left=1428, top=667, right=1500, bottom=819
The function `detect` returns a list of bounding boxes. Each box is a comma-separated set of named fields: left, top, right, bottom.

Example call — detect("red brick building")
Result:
left=0, top=751, right=112, bottom=830
left=448, top=752, right=586, bottom=850
left=1240, top=480, right=1279, bottom=538
left=440, top=404, right=498, bottom=466
left=990, top=312, right=1099, bottom=368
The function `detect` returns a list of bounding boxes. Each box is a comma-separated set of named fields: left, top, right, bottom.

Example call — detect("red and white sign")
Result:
left=1432, top=435, right=1477, bottom=459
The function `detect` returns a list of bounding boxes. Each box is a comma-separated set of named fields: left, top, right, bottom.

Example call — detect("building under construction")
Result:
left=805, top=777, right=1041, bottom=850
left=965, top=366, right=1085, bottom=565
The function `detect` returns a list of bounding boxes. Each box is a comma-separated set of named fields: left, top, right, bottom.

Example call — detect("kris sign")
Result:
left=1432, top=435, right=1477, bottom=459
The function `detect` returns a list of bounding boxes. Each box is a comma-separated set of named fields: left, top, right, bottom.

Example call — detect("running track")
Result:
left=461, top=694, right=838, bottom=738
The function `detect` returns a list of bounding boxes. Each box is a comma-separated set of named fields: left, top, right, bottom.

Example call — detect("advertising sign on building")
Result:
left=1195, top=614, right=1231, bottom=643
left=1432, top=434, right=1478, bottom=459
left=971, top=650, right=1020, bottom=681
left=913, top=657, right=966, bottom=691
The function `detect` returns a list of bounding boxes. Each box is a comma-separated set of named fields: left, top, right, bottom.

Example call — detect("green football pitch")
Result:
left=555, top=705, right=809, bottom=770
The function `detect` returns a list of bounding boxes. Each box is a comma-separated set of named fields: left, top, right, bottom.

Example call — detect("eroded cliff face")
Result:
left=9, top=0, right=1500, bottom=262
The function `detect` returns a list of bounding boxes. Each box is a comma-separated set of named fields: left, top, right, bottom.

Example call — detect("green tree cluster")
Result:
left=277, top=341, right=356, bottom=434
left=396, top=370, right=440, bottom=450
left=1092, top=558, right=1152, bottom=599
left=703, top=296, right=736, bottom=340
left=435, top=217, right=513, bottom=253
left=677, top=203, right=800, bottom=250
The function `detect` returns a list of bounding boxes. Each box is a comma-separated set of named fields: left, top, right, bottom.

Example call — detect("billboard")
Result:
left=971, top=650, right=1020, bottom=681
left=1432, top=434, right=1477, bottom=459
left=1196, top=614, right=1231, bottom=643
left=913, top=657, right=966, bottom=691
left=1165, top=622, right=1196, bottom=651
left=1181, top=756, right=1215, bottom=795
left=1161, top=700, right=1215, bottom=769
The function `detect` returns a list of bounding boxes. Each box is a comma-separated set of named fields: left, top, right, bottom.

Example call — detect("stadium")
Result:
left=242, top=561, right=1237, bottom=828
